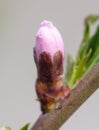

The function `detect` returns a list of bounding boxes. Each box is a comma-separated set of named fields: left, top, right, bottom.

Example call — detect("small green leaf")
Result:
left=63, top=54, right=74, bottom=86
left=68, top=49, right=92, bottom=87
left=20, top=123, right=30, bottom=130
left=0, top=126, right=11, bottom=130
left=83, top=26, right=99, bottom=76
left=83, top=48, right=99, bottom=77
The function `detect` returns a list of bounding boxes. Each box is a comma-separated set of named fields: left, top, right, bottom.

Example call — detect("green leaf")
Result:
left=68, top=49, right=92, bottom=87
left=76, top=15, right=99, bottom=64
left=0, top=126, right=11, bottom=130
left=65, top=14, right=99, bottom=88
left=63, top=54, right=74, bottom=86
left=83, top=26, right=99, bottom=76
left=20, top=123, right=30, bottom=130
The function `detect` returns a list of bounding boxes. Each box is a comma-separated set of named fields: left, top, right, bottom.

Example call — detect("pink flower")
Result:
left=34, top=20, right=64, bottom=61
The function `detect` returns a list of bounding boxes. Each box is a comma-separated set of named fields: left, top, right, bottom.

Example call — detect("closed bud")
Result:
left=34, top=20, right=64, bottom=82
left=33, top=20, right=69, bottom=113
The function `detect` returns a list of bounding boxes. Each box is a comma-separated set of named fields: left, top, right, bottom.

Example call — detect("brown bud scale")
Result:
left=34, top=50, right=70, bottom=113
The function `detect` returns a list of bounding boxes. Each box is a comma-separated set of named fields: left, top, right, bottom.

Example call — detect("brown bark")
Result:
left=30, top=62, right=99, bottom=130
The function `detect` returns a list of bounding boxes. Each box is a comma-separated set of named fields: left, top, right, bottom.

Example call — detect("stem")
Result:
left=30, top=62, right=99, bottom=130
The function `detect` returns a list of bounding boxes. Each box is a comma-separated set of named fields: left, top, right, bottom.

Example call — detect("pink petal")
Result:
left=35, top=20, right=64, bottom=61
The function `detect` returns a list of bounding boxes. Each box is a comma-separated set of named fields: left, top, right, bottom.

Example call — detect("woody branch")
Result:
left=30, top=62, right=99, bottom=130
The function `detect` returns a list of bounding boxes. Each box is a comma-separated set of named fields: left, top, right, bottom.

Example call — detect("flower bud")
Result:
left=34, top=20, right=64, bottom=82
left=34, top=20, right=69, bottom=113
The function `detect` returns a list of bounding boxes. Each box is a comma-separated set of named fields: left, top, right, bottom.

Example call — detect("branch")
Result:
left=30, top=62, right=99, bottom=130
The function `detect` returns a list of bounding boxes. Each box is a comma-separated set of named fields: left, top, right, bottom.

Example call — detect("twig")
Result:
left=30, top=62, right=99, bottom=130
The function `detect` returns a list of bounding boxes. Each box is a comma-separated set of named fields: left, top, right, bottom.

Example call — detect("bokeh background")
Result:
left=0, top=0, right=99, bottom=129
